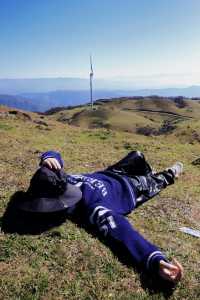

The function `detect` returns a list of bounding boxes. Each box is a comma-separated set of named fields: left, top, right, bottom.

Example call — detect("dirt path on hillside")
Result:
left=123, top=108, right=192, bottom=118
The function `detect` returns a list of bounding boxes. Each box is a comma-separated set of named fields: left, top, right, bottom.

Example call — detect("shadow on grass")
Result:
left=1, top=191, right=68, bottom=235
left=67, top=207, right=176, bottom=299
left=1, top=191, right=176, bottom=298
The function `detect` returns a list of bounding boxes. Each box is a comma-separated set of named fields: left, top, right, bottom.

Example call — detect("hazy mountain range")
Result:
left=1, top=77, right=200, bottom=112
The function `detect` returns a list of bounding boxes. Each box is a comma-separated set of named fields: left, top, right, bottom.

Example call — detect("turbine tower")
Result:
left=90, top=55, right=94, bottom=110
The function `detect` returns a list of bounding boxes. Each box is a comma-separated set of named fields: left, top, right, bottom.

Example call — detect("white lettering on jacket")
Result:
left=68, top=174, right=108, bottom=197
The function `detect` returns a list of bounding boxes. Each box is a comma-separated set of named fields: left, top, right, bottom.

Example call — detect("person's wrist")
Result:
left=148, top=253, right=167, bottom=274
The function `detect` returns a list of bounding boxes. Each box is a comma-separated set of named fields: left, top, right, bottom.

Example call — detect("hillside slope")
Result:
left=49, top=97, right=200, bottom=136
left=0, top=105, right=200, bottom=299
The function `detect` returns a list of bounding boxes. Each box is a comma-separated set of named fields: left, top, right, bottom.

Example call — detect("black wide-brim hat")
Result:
left=18, top=166, right=82, bottom=213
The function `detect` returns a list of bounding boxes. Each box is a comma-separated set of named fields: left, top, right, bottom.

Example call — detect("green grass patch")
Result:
left=0, top=108, right=200, bottom=299
left=0, top=123, right=12, bottom=130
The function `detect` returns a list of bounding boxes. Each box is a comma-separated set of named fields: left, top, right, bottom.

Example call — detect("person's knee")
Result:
left=127, top=150, right=144, bottom=157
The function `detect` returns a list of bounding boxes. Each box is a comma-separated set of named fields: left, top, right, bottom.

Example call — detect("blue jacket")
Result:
left=40, top=151, right=167, bottom=274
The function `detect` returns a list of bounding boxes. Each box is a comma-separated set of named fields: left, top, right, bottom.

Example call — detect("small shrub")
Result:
left=123, top=142, right=134, bottom=150
left=0, top=123, right=12, bottom=130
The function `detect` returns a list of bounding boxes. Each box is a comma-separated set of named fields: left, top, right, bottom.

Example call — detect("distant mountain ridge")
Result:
left=0, top=78, right=89, bottom=94
left=0, top=94, right=38, bottom=111
left=1, top=77, right=200, bottom=112
left=1, top=77, right=200, bottom=95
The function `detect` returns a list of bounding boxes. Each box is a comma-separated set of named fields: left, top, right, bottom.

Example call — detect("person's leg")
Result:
left=130, top=162, right=183, bottom=207
left=106, top=150, right=152, bottom=176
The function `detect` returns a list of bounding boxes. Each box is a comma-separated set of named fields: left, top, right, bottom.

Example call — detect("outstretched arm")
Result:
left=90, top=206, right=183, bottom=283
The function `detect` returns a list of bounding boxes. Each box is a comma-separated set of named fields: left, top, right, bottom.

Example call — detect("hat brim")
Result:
left=18, top=183, right=82, bottom=213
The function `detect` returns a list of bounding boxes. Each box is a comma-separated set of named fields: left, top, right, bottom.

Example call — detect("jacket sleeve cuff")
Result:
left=40, top=151, right=64, bottom=168
left=146, top=251, right=168, bottom=273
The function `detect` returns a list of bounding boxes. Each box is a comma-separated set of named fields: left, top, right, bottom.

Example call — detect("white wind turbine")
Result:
left=89, top=55, right=94, bottom=110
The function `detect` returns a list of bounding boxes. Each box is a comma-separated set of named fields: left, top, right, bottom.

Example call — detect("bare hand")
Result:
left=42, top=157, right=61, bottom=170
left=159, top=258, right=183, bottom=283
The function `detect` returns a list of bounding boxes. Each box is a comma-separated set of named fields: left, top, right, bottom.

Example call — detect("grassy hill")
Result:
left=48, top=97, right=200, bottom=137
left=0, top=102, right=200, bottom=299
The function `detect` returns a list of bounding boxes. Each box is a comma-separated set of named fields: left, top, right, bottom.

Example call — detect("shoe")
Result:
left=167, top=162, right=183, bottom=178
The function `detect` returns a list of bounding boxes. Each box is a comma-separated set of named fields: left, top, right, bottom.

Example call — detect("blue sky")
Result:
left=0, top=0, right=200, bottom=87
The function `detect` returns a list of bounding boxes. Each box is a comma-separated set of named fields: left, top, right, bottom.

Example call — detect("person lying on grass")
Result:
left=19, top=150, right=184, bottom=284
